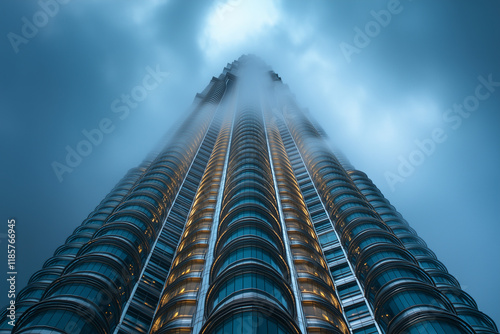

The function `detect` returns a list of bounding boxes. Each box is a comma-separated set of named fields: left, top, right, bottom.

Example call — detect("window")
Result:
left=331, top=262, right=351, bottom=280
left=403, top=320, right=470, bottom=334
left=381, top=290, right=448, bottom=325
left=210, top=273, right=290, bottom=313
left=353, top=324, right=378, bottom=334
left=211, top=311, right=291, bottom=334
left=314, top=220, right=331, bottom=233
left=324, top=247, right=344, bottom=263
left=338, top=282, right=360, bottom=299
left=217, top=247, right=283, bottom=277
left=345, top=303, right=370, bottom=321
left=318, top=231, right=337, bottom=247
left=223, top=226, right=277, bottom=250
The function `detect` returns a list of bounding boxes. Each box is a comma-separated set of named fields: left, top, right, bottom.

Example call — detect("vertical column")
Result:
left=276, top=115, right=382, bottom=334
left=200, top=88, right=301, bottom=333
left=269, top=74, right=381, bottom=333
left=264, top=110, right=349, bottom=334
left=150, top=75, right=236, bottom=333
left=280, top=89, right=475, bottom=333
left=113, top=92, right=227, bottom=333
left=262, top=113, right=308, bottom=334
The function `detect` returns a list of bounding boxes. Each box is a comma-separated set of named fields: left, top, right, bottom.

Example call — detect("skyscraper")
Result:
left=2, top=55, right=498, bottom=334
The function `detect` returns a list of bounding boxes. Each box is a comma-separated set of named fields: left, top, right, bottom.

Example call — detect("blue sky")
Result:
left=1, top=0, right=499, bottom=326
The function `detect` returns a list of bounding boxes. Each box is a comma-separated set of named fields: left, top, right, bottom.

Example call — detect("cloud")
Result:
left=199, top=0, right=281, bottom=58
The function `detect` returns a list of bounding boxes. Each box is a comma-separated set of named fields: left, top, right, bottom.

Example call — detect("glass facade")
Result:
left=2, top=55, right=497, bottom=334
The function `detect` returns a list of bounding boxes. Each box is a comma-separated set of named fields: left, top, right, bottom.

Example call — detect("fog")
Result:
left=1, top=0, right=499, bottom=325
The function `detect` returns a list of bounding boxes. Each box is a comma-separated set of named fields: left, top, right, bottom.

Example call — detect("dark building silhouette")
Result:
left=2, top=55, right=498, bottom=334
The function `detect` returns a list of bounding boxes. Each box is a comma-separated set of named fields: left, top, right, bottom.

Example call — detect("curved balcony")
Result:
left=283, top=103, right=475, bottom=333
